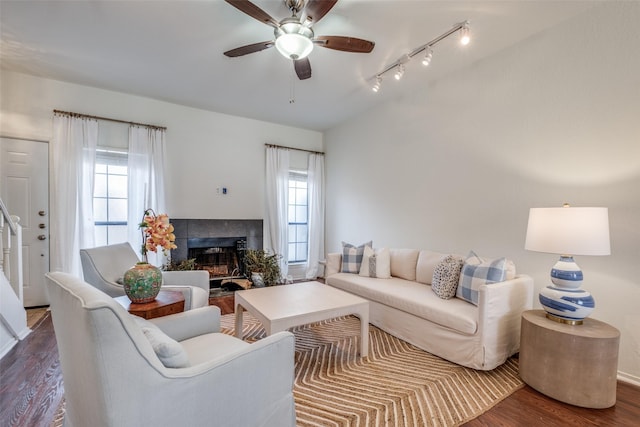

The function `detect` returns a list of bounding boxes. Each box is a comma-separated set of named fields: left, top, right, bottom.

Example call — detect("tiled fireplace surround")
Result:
left=170, top=219, right=263, bottom=263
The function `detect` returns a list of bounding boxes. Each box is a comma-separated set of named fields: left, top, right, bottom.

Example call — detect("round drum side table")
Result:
left=519, top=310, right=620, bottom=409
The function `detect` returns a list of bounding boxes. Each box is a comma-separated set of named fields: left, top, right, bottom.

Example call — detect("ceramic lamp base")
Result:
left=539, top=285, right=594, bottom=324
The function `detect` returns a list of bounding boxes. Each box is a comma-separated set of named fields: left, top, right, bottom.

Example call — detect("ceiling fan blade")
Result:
left=314, top=36, right=375, bottom=53
left=294, top=58, right=312, bottom=80
left=303, top=0, right=338, bottom=25
left=224, top=41, right=274, bottom=57
left=225, top=0, right=279, bottom=28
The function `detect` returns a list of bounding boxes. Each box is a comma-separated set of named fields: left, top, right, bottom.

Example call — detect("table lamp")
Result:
left=524, top=204, right=610, bottom=325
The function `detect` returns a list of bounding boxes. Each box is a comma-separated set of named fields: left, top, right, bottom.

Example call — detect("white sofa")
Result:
left=325, top=249, right=534, bottom=370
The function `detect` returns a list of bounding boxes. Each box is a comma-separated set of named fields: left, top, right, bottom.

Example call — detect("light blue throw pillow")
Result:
left=341, top=241, right=372, bottom=274
left=456, top=251, right=507, bottom=305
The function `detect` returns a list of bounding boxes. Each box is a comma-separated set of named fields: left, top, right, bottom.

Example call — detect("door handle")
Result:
left=38, top=235, right=47, bottom=241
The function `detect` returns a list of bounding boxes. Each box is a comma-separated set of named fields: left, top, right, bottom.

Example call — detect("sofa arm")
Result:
left=150, top=305, right=221, bottom=341
left=326, top=253, right=342, bottom=276
left=477, top=274, right=534, bottom=365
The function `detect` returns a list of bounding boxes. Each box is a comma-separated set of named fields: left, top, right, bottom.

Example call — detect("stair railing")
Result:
left=0, top=197, right=21, bottom=295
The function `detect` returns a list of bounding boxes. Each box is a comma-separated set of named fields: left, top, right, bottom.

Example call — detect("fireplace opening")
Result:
left=187, top=237, right=247, bottom=290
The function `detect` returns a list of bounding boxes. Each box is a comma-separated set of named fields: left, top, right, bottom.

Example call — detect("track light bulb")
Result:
left=394, top=64, right=405, bottom=80
left=372, top=76, right=382, bottom=93
left=460, top=23, right=470, bottom=46
left=422, top=47, right=433, bottom=66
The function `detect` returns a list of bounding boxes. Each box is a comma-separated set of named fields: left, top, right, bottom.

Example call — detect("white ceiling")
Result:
left=0, top=0, right=603, bottom=131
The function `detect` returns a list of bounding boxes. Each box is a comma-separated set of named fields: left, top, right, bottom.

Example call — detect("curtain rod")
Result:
left=53, top=110, right=167, bottom=131
left=265, top=143, right=324, bottom=155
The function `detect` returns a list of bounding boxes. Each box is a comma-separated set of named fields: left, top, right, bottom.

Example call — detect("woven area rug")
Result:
left=52, top=314, right=523, bottom=427
left=221, top=313, right=522, bottom=427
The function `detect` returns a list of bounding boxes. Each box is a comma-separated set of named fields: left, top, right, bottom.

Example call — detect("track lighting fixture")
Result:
left=422, top=46, right=433, bottom=66
left=394, top=64, right=405, bottom=80
left=369, top=20, right=470, bottom=94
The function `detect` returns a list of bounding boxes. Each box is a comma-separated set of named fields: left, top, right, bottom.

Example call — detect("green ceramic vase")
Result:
left=123, top=262, right=163, bottom=303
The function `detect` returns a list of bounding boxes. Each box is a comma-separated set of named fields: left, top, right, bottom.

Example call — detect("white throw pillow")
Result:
left=359, top=247, right=391, bottom=279
left=134, top=316, right=190, bottom=368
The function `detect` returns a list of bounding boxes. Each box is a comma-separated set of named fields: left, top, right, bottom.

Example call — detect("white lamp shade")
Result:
left=275, top=34, right=313, bottom=60
left=525, top=207, right=610, bottom=256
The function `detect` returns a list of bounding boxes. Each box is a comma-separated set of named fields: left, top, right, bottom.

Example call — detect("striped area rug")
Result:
left=221, top=314, right=523, bottom=427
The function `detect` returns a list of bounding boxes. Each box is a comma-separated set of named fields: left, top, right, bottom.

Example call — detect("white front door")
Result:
left=0, top=137, right=50, bottom=307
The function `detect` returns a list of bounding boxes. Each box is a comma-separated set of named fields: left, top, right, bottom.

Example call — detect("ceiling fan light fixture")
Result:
left=275, top=19, right=314, bottom=60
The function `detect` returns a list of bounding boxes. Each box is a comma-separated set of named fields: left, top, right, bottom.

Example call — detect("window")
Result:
left=288, top=171, right=308, bottom=263
left=93, top=149, right=128, bottom=246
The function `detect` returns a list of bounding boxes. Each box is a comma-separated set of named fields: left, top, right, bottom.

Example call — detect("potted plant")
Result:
left=244, top=249, right=281, bottom=287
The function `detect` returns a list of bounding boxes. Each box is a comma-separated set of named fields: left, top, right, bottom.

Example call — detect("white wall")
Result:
left=0, top=70, right=323, bottom=220
left=325, top=2, right=640, bottom=382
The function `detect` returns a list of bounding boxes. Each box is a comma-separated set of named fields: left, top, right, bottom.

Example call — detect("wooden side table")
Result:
left=115, top=290, right=185, bottom=319
left=519, top=310, right=620, bottom=408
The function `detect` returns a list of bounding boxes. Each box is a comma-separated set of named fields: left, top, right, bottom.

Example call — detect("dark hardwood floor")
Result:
left=0, top=311, right=63, bottom=427
left=1, top=311, right=639, bottom=427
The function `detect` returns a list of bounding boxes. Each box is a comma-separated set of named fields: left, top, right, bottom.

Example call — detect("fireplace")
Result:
left=170, top=219, right=263, bottom=292
left=187, top=237, right=246, bottom=285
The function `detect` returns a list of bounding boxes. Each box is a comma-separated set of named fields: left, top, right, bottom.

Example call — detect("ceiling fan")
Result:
left=223, top=0, right=375, bottom=80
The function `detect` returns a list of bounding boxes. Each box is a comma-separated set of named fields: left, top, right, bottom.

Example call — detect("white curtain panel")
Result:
left=306, top=153, right=325, bottom=279
left=264, top=146, right=289, bottom=279
left=51, top=114, right=98, bottom=276
left=127, top=126, right=168, bottom=267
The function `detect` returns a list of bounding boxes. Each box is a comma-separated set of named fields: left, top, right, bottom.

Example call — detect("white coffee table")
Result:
left=235, top=281, right=369, bottom=357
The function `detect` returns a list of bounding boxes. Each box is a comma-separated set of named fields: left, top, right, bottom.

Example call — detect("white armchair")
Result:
left=45, top=272, right=296, bottom=427
left=80, top=242, right=210, bottom=310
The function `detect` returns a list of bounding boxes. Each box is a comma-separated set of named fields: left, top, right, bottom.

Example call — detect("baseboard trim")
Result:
left=0, top=336, right=18, bottom=360
left=618, top=372, right=640, bottom=388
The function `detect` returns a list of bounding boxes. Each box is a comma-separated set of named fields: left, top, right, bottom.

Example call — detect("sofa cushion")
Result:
left=134, top=317, right=190, bottom=368
left=341, top=241, right=372, bottom=273
left=416, top=250, right=448, bottom=284
left=456, top=251, right=507, bottom=305
left=431, top=255, right=464, bottom=299
left=359, top=246, right=391, bottom=279
left=327, top=273, right=478, bottom=335
left=389, top=249, right=420, bottom=281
